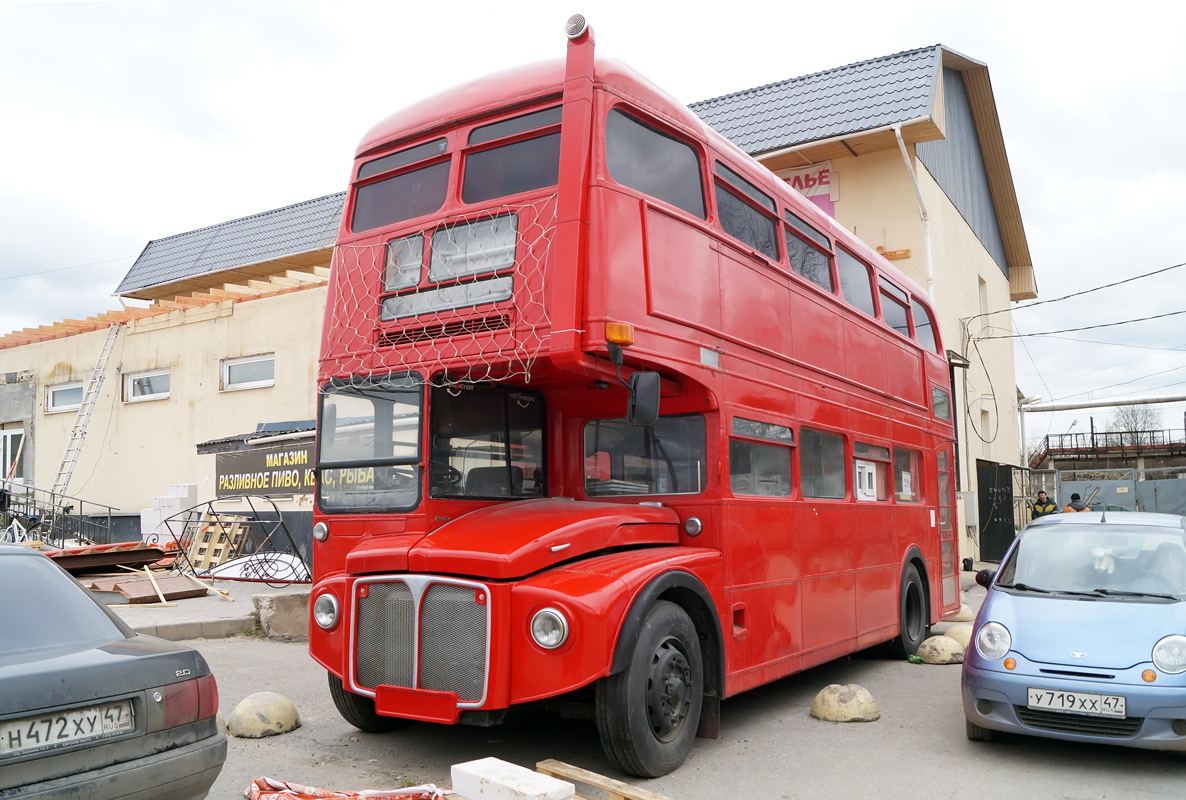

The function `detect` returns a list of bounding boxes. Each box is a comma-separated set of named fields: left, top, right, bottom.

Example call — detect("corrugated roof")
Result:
left=689, top=46, right=941, bottom=154
left=117, top=193, right=345, bottom=295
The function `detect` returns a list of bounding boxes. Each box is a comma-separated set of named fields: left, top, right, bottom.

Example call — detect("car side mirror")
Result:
left=975, top=568, right=996, bottom=589
left=627, top=372, right=660, bottom=426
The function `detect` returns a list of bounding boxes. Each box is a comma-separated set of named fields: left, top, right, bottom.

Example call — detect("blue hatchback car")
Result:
left=963, top=512, right=1186, bottom=749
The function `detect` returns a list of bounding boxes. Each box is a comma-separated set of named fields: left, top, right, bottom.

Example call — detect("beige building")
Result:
left=1, top=45, right=1035, bottom=564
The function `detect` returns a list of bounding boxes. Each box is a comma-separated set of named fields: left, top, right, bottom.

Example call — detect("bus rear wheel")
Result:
left=327, top=672, right=407, bottom=733
left=889, top=563, right=929, bottom=658
left=595, top=601, right=704, bottom=778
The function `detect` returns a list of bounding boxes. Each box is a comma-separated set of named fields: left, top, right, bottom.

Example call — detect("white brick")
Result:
left=451, top=758, right=574, bottom=800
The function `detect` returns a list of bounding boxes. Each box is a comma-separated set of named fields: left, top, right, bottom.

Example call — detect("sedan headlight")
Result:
left=313, top=593, right=340, bottom=630
left=530, top=608, right=569, bottom=649
left=1153, top=635, right=1186, bottom=674
left=975, top=621, right=1012, bottom=660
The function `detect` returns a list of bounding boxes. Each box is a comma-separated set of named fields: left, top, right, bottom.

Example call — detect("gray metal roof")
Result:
left=117, top=193, right=345, bottom=295
left=689, top=46, right=942, bottom=155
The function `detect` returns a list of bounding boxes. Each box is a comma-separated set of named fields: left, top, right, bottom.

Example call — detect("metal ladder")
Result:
left=51, top=324, right=121, bottom=497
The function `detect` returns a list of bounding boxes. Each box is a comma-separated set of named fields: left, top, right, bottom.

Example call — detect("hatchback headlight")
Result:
left=530, top=608, right=569, bottom=649
left=313, top=593, right=340, bottom=630
left=1153, top=635, right=1186, bottom=674
left=975, top=621, right=1012, bottom=660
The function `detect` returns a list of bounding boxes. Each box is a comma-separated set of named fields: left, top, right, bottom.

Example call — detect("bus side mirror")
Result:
left=627, top=372, right=659, bottom=426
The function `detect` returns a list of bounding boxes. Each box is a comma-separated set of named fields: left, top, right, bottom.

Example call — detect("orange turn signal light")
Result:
left=1143, top=669, right=1157, bottom=683
left=606, top=322, right=635, bottom=346
left=1003, top=658, right=1016, bottom=671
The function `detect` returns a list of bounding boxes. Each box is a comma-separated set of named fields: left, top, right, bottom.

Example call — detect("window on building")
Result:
left=124, top=369, right=171, bottom=403
left=800, top=428, right=845, bottom=499
left=47, top=382, right=83, bottom=413
left=894, top=449, right=922, bottom=502
left=853, top=442, right=890, bottom=502
left=1, top=427, right=25, bottom=482
left=222, top=355, right=274, bottom=391
left=605, top=109, right=706, bottom=218
left=729, top=417, right=794, bottom=497
left=714, top=162, right=778, bottom=259
left=836, top=249, right=876, bottom=317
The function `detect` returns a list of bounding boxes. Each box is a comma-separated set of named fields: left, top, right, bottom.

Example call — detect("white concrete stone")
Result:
left=810, top=683, right=880, bottom=722
left=916, top=635, right=965, bottom=664
left=452, top=757, right=574, bottom=800
left=949, top=602, right=975, bottom=622
left=944, top=623, right=973, bottom=650
left=226, top=691, right=301, bottom=738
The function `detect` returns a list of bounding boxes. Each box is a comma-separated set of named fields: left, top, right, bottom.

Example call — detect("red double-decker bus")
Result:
left=309, top=16, right=958, bottom=777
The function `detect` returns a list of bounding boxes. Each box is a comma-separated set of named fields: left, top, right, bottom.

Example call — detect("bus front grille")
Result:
left=354, top=578, right=488, bottom=704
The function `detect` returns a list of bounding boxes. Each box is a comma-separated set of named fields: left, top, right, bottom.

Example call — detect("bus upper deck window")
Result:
left=836, top=249, right=876, bottom=318
left=714, top=162, right=778, bottom=260
left=878, top=278, right=911, bottom=338
left=605, top=109, right=706, bottom=219
left=911, top=298, right=940, bottom=353
left=462, top=107, right=563, bottom=205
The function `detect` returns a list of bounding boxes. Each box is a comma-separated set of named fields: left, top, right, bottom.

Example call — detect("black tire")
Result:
left=327, top=672, right=407, bottom=733
left=966, top=718, right=995, bottom=742
left=888, top=563, right=929, bottom=658
left=595, top=601, right=704, bottom=778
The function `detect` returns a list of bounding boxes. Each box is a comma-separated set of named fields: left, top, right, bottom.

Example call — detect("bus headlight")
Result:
left=975, top=621, right=1011, bottom=660
left=530, top=608, right=569, bottom=649
left=313, top=593, right=340, bottom=630
left=1153, top=635, right=1186, bottom=673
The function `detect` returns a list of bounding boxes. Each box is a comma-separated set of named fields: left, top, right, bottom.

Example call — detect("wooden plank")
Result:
left=534, top=760, right=674, bottom=800
left=111, top=575, right=208, bottom=604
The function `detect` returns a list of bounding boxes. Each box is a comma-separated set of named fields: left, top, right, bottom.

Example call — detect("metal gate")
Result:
left=1059, top=469, right=1186, bottom=515
left=977, top=460, right=1015, bottom=561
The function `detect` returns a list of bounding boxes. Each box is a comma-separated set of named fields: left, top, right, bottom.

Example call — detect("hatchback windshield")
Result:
left=998, top=524, right=1186, bottom=598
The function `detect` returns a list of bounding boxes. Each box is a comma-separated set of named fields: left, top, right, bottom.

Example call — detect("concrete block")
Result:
left=254, top=592, right=310, bottom=640
left=226, top=691, right=301, bottom=738
left=916, top=635, right=965, bottom=664
left=452, top=757, right=574, bottom=800
left=810, top=684, right=880, bottom=722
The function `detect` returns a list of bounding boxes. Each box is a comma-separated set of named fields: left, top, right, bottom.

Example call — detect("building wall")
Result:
left=0, top=287, right=327, bottom=520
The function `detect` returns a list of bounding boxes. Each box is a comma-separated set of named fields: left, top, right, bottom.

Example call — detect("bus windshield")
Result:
left=318, top=377, right=422, bottom=513
left=429, top=384, right=545, bottom=499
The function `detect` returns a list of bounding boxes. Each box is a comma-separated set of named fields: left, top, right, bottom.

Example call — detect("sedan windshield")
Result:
left=998, top=524, right=1186, bottom=598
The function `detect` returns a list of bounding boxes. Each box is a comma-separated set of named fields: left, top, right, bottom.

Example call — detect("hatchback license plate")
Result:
left=0, top=699, right=134, bottom=757
left=1027, top=687, right=1126, bottom=718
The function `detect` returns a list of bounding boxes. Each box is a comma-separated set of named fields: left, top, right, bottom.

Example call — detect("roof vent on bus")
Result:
left=565, top=14, right=588, bottom=39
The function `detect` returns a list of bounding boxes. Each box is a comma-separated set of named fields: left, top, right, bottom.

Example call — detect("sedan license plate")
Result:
left=1027, top=687, right=1126, bottom=718
left=0, top=699, right=134, bottom=757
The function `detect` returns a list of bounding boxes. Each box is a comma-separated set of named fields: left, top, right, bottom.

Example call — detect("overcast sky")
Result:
left=2, top=0, right=1184, bottom=458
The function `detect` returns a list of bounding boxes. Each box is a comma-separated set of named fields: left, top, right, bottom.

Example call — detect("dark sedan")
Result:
left=0, top=544, right=226, bottom=799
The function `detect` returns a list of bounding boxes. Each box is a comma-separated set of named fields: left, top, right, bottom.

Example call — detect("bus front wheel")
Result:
left=327, top=672, right=407, bottom=733
left=595, top=601, right=704, bottom=778
left=889, top=563, right=929, bottom=657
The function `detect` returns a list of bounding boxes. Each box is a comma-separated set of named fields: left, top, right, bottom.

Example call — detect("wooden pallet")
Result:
left=186, top=513, right=247, bottom=571
left=535, top=760, right=674, bottom=800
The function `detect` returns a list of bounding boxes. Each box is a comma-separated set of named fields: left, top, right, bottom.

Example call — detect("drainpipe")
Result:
left=893, top=125, right=935, bottom=299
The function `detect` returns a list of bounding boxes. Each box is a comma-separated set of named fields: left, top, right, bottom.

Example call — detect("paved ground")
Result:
left=108, top=576, right=310, bottom=640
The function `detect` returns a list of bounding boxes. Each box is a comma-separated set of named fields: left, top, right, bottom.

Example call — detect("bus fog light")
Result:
left=313, top=593, right=340, bottom=630
left=531, top=608, right=569, bottom=649
left=683, top=516, right=703, bottom=536
left=313, top=522, right=329, bottom=542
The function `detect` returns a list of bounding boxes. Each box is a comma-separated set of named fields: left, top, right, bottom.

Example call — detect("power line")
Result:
left=0, top=256, right=134, bottom=282
left=961, top=259, right=1186, bottom=326
left=1037, top=335, right=1186, bottom=353
left=979, top=308, right=1186, bottom=339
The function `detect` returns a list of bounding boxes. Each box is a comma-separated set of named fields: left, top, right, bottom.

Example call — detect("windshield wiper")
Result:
left=997, top=582, right=1052, bottom=593
left=1091, top=588, right=1180, bottom=601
